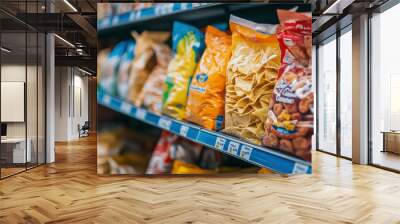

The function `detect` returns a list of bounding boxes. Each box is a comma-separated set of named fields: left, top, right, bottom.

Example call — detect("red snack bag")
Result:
left=146, top=131, right=178, bottom=174
left=263, top=10, right=313, bottom=162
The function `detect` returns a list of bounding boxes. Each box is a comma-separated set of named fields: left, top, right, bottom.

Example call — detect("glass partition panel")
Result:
left=371, top=4, right=400, bottom=171
left=339, top=28, right=352, bottom=158
left=317, top=36, right=337, bottom=154
left=1, top=31, right=27, bottom=177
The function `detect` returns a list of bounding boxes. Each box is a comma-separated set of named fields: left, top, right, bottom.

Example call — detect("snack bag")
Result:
left=127, top=31, right=170, bottom=104
left=97, top=48, right=111, bottom=87
left=224, top=15, right=280, bottom=145
left=169, top=138, right=203, bottom=164
left=263, top=10, right=312, bottom=162
left=135, top=43, right=173, bottom=114
left=117, top=41, right=135, bottom=98
left=171, top=160, right=215, bottom=174
left=146, top=131, right=178, bottom=174
left=185, top=26, right=231, bottom=130
left=162, top=21, right=205, bottom=120
left=99, top=41, right=129, bottom=95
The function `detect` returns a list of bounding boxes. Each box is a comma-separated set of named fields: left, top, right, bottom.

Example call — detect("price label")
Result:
left=129, top=12, right=136, bottom=20
left=180, top=125, right=189, bottom=137
left=155, top=4, right=173, bottom=15
left=181, top=3, right=189, bottom=10
left=214, top=137, right=226, bottom=151
left=135, top=11, right=141, bottom=19
left=121, top=102, right=132, bottom=114
left=240, top=145, right=252, bottom=160
left=227, top=141, right=240, bottom=156
left=112, top=16, right=119, bottom=25
left=158, top=118, right=172, bottom=130
left=103, top=95, right=111, bottom=104
left=293, top=163, right=309, bottom=174
left=135, top=108, right=147, bottom=120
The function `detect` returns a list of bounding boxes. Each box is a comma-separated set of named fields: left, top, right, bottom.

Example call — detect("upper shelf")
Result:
left=98, top=2, right=311, bottom=38
left=98, top=90, right=312, bottom=175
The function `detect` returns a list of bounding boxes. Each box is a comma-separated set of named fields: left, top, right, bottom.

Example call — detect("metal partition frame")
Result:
left=0, top=0, right=48, bottom=180
left=367, top=0, right=400, bottom=173
left=314, top=23, right=353, bottom=160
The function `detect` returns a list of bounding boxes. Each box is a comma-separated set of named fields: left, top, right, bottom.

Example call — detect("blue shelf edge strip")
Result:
left=98, top=3, right=211, bottom=30
left=97, top=91, right=312, bottom=174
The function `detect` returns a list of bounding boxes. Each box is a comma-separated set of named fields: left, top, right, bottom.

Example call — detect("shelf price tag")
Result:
left=103, top=95, right=111, bottom=105
left=214, top=137, right=226, bottom=151
left=239, top=145, right=252, bottom=160
left=129, top=12, right=136, bottom=20
left=135, top=108, right=147, bottom=120
left=227, top=141, right=240, bottom=156
left=121, top=102, right=132, bottom=114
left=155, top=4, right=173, bottom=15
left=112, top=16, right=119, bottom=25
left=135, top=10, right=141, bottom=19
left=158, top=118, right=172, bottom=130
left=293, top=163, right=309, bottom=174
left=179, top=125, right=189, bottom=137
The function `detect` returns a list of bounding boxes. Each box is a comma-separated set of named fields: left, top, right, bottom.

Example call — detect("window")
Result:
left=317, top=36, right=337, bottom=154
left=370, top=2, right=400, bottom=171
left=339, top=28, right=352, bottom=158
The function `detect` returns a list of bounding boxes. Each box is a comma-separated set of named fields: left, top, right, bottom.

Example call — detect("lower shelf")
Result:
left=97, top=91, right=312, bottom=174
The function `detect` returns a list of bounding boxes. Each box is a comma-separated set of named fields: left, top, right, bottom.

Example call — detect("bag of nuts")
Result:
left=262, top=10, right=313, bottom=162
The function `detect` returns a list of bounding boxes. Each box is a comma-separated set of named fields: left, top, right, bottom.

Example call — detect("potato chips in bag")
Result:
left=185, top=26, right=231, bottom=130
left=162, top=22, right=205, bottom=120
left=224, top=15, right=280, bottom=145
left=263, top=10, right=312, bottom=162
left=135, top=43, right=173, bottom=114
left=127, top=31, right=170, bottom=104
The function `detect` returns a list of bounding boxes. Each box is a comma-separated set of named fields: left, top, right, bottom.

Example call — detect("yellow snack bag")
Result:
left=258, top=168, right=274, bottom=174
left=185, top=26, right=231, bottom=130
left=172, top=160, right=215, bottom=174
left=162, top=22, right=205, bottom=120
left=224, top=15, right=280, bottom=145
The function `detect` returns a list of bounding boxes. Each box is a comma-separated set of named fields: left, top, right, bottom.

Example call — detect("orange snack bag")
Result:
left=185, top=26, right=232, bottom=130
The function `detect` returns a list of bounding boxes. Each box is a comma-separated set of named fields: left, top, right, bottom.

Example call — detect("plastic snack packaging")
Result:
left=135, top=43, right=173, bottom=114
left=117, top=41, right=135, bottom=98
left=127, top=31, right=170, bottom=104
left=258, top=168, right=274, bottom=174
left=162, top=21, right=205, bottom=120
left=185, top=26, right=231, bottom=130
left=263, top=10, right=312, bottom=162
left=171, top=160, right=215, bottom=174
left=224, top=15, right=280, bottom=145
left=97, top=48, right=111, bottom=87
left=198, top=147, right=221, bottom=170
left=146, top=131, right=178, bottom=174
left=99, top=41, right=129, bottom=95
left=169, top=138, right=203, bottom=164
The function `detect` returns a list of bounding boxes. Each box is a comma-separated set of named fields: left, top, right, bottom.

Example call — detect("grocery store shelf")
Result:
left=98, top=3, right=310, bottom=37
left=97, top=91, right=312, bottom=174
left=98, top=3, right=214, bottom=36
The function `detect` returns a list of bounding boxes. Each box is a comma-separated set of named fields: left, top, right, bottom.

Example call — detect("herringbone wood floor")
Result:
left=1, top=135, right=400, bottom=224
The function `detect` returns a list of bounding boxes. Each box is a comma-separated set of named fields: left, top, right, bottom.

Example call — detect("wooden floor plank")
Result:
left=0, top=135, right=399, bottom=223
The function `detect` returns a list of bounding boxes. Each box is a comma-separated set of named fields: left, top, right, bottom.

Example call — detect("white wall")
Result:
left=1, top=65, right=34, bottom=138
left=54, top=67, right=89, bottom=141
